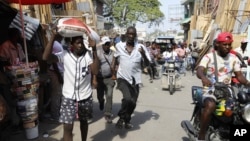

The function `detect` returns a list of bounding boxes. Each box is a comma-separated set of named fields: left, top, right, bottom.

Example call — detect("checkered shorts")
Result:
left=59, top=96, right=93, bottom=124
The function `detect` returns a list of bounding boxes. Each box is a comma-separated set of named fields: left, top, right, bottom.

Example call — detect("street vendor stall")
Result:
left=0, top=0, right=69, bottom=139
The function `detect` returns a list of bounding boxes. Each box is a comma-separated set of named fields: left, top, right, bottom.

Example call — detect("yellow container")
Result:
left=215, top=100, right=226, bottom=116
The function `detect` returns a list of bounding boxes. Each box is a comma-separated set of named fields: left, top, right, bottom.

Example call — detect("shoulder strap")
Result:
left=103, top=51, right=113, bottom=70
left=212, top=51, right=218, bottom=82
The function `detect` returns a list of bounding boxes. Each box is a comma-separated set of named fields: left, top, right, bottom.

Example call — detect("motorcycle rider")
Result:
left=162, top=44, right=178, bottom=60
left=162, top=44, right=178, bottom=72
left=196, top=32, right=250, bottom=141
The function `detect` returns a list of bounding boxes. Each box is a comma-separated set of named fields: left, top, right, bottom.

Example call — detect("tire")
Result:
left=192, top=107, right=201, bottom=137
left=169, top=76, right=174, bottom=94
left=192, top=112, right=200, bottom=132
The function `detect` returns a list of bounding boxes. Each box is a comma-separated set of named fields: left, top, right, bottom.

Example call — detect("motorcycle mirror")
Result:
left=237, top=91, right=249, bottom=104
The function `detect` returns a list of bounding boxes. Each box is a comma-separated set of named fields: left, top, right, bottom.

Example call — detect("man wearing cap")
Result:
left=233, top=38, right=249, bottom=73
left=234, top=38, right=249, bottom=57
left=94, top=36, right=115, bottom=123
left=196, top=32, right=250, bottom=141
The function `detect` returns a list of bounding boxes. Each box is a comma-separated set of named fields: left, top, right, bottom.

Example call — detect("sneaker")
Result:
left=99, top=100, right=104, bottom=111
left=105, top=115, right=112, bottom=124
left=124, top=122, right=133, bottom=129
left=149, top=78, right=153, bottom=83
left=115, top=119, right=124, bottom=129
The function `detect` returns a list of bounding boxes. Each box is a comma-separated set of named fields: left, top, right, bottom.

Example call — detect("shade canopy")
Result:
left=8, top=0, right=70, bottom=5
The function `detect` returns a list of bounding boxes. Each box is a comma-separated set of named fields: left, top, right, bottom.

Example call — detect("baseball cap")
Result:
left=241, top=38, right=249, bottom=43
left=216, top=32, right=233, bottom=42
left=100, top=36, right=111, bottom=45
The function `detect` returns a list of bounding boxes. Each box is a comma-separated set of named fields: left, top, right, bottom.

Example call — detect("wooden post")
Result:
left=246, top=25, right=250, bottom=81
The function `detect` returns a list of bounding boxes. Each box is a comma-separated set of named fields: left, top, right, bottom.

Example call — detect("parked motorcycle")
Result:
left=181, top=82, right=250, bottom=141
left=159, top=59, right=182, bottom=95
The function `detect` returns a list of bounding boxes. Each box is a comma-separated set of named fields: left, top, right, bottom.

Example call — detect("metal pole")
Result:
left=18, top=0, right=29, bottom=66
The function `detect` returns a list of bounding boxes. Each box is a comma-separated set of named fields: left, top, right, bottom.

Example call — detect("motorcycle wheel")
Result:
left=192, top=110, right=223, bottom=141
left=206, top=131, right=222, bottom=141
left=192, top=112, right=200, bottom=134
left=169, top=77, right=174, bottom=95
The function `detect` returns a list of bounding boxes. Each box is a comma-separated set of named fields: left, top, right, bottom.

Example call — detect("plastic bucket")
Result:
left=17, top=98, right=38, bottom=123
left=25, top=124, right=39, bottom=139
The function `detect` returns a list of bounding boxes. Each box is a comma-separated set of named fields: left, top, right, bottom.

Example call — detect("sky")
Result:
left=136, top=0, right=183, bottom=33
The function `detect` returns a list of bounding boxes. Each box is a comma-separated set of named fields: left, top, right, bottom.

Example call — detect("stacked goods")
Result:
left=4, top=62, right=39, bottom=139
left=0, top=95, right=8, bottom=123
left=57, top=18, right=91, bottom=37
left=57, top=18, right=100, bottom=42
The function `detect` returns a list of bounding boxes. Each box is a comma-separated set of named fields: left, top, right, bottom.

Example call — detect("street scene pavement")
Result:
left=11, top=71, right=201, bottom=141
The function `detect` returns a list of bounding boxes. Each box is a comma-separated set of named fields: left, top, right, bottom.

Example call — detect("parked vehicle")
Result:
left=154, top=36, right=175, bottom=54
left=181, top=82, right=250, bottom=141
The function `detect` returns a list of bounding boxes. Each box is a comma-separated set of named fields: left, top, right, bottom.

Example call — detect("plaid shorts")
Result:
left=59, top=96, right=93, bottom=124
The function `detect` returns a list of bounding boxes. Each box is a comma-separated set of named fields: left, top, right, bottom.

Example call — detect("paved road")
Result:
left=11, top=71, right=201, bottom=141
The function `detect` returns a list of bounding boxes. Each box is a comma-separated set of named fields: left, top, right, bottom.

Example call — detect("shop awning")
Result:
left=180, top=17, right=191, bottom=24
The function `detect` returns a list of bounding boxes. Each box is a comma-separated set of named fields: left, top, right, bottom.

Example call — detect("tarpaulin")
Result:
left=8, top=0, right=70, bottom=5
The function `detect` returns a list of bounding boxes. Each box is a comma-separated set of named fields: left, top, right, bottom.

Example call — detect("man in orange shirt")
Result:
left=0, top=28, right=25, bottom=65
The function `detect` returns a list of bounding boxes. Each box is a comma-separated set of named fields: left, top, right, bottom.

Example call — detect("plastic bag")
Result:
left=57, top=18, right=90, bottom=37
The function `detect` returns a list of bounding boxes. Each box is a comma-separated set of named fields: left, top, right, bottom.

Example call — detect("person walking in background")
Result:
left=146, top=41, right=161, bottom=82
left=185, top=43, right=192, bottom=71
left=111, top=26, right=151, bottom=129
left=191, top=41, right=200, bottom=75
left=95, top=36, right=115, bottom=123
left=47, top=33, right=64, bottom=121
left=233, top=38, right=249, bottom=74
left=43, top=32, right=99, bottom=141
left=175, top=42, right=186, bottom=75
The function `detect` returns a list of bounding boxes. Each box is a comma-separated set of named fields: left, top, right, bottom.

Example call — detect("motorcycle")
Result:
left=159, top=59, right=182, bottom=95
left=181, top=82, right=250, bottom=141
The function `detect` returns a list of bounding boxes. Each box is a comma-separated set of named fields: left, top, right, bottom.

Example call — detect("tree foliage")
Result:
left=104, top=0, right=164, bottom=27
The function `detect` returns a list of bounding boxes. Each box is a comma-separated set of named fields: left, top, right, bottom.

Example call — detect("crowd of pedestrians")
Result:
left=1, top=24, right=250, bottom=141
